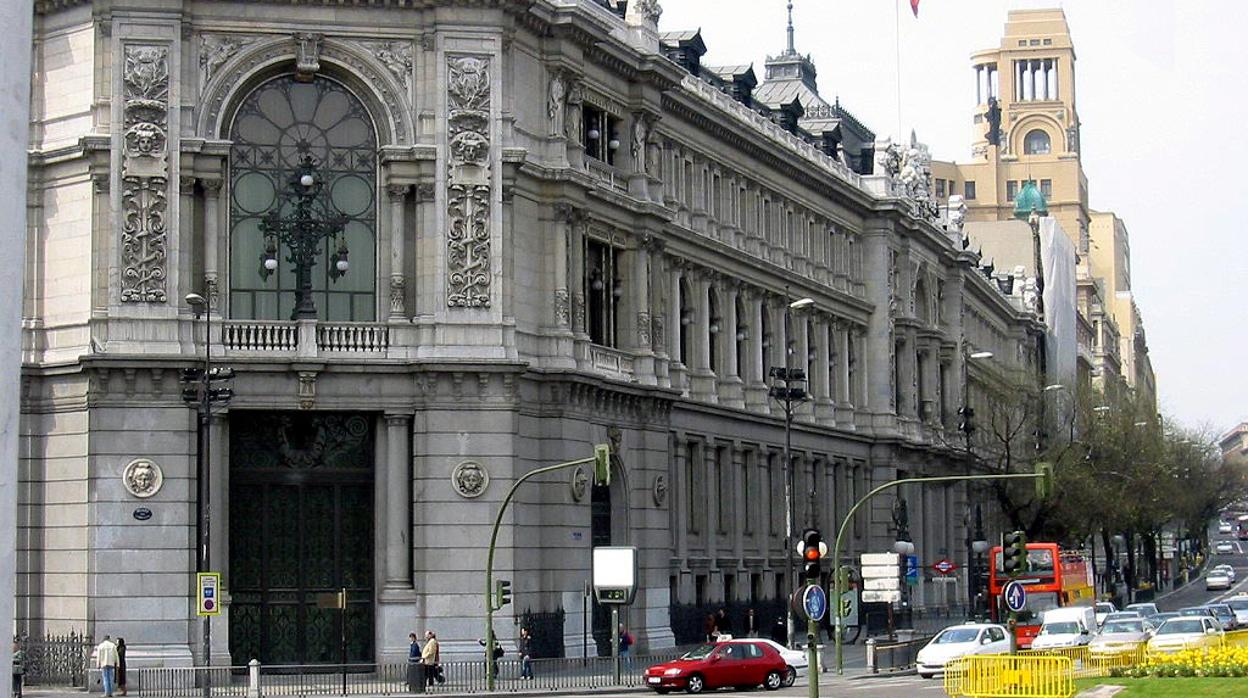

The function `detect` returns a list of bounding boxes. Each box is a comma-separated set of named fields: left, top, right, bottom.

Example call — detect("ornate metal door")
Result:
left=228, top=412, right=375, bottom=665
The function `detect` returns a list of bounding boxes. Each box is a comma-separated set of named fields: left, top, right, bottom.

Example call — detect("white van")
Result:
left=1030, top=606, right=1097, bottom=649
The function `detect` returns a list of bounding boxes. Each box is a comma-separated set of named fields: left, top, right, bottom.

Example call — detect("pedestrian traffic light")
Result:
left=957, top=406, right=975, bottom=434
left=495, top=579, right=512, bottom=609
left=800, top=528, right=825, bottom=582
left=1003, top=530, right=1028, bottom=576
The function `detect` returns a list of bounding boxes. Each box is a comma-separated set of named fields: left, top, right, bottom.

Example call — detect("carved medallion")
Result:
left=570, top=465, right=588, bottom=502
left=452, top=460, right=489, bottom=498
left=122, top=458, right=164, bottom=499
left=652, top=474, right=668, bottom=507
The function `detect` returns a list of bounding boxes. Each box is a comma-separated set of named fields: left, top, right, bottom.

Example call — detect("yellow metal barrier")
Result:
left=942, top=654, right=1073, bottom=698
left=1020, top=643, right=1146, bottom=679
left=1224, top=629, right=1248, bottom=648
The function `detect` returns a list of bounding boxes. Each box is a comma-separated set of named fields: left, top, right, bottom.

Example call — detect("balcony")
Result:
left=588, top=344, right=636, bottom=382
left=220, top=319, right=389, bottom=358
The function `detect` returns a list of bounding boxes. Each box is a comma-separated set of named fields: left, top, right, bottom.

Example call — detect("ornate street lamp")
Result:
left=259, top=153, right=350, bottom=320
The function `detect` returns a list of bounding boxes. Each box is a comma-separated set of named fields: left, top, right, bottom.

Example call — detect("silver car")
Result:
left=1226, top=596, right=1248, bottom=627
left=1089, top=618, right=1152, bottom=655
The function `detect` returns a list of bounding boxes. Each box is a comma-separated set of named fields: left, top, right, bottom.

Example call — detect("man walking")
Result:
left=95, top=635, right=120, bottom=697
left=517, top=627, right=533, bottom=680
left=420, top=631, right=440, bottom=686
left=11, top=639, right=25, bottom=698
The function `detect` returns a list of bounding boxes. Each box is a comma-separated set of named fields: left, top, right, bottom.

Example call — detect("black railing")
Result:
left=669, top=598, right=788, bottom=646
left=517, top=608, right=565, bottom=659
left=17, top=631, right=94, bottom=687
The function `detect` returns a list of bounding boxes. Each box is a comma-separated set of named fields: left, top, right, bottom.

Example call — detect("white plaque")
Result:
left=863, top=578, right=901, bottom=591
left=861, top=590, right=902, bottom=603
left=860, top=564, right=901, bottom=579
left=860, top=553, right=900, bottom=566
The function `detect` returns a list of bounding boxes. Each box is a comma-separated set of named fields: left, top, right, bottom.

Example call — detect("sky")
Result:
left=657, top=0, right=1248, bottom=435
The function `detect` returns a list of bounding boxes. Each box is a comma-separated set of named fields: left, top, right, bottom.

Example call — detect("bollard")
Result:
left=247, top=659, right=260, bottom=698
left=865, top=638, right=877, bottom=674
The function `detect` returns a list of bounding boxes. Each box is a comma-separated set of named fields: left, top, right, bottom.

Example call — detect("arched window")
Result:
left=1023, top=129, right=1051, bottom=155
left=229, top=75, right=377, bottom=321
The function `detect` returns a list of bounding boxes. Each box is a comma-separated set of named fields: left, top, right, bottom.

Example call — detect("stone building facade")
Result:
left=20, top=0, right=1042, bottom=668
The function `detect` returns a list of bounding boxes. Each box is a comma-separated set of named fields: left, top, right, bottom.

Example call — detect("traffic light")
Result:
left=800, top=528, right=825, bottom=582
left=1035, top=462, right=1054, bottom=499
left=181, top=366, right=235, bottom=406
left=495, top=579, right=512, bottom=609
left=594, top=444, right=611, bottom=486
left=180, top=368, right=205, bottom=404
left=957, top=406, right=975, bottom=434
left=1003, top=530, right=1028, bottom=577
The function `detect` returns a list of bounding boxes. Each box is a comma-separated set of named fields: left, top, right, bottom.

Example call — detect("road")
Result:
left=1155, top=531, right=1248, bottom=611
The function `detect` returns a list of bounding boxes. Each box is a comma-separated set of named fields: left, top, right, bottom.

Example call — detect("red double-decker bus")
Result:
left=987, top=542, right=1095, bottom=648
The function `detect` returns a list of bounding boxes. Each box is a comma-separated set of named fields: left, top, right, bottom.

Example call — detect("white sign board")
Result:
left=592, top=546, right=638, bottom=604
left=861, top=590, right=902, bottom=603
left=861, top=565, right=901, bottom=579
left=860, top=553, right=900, bottom=566
left=863, top=577, right=900, bottom=591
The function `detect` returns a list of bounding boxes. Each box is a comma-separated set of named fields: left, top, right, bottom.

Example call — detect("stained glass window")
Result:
left=229, top=75, right=377, bottom=321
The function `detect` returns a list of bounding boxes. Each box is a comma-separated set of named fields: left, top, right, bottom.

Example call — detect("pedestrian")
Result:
left=95, top=635, right=120, bottom=698
left=716, top=608, right=733, bottom=638
left=420, top=631, right=441, bottom=686
left=617, top=624, right=634, bottom=667
left=406, top=633, right=422, bottom=690
left=704, top=613, right=717, bottom=641
left=11, top=639, right=25, bottom=698
left=116, top=638, right=128, bottom=696
left=517, top=627, right=533, bottom=680
left=477, top=636, right=503, bottom=679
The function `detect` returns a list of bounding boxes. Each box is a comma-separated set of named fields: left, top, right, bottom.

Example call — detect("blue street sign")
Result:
left=802, top=584, right=828, bottom=622
left=905, top=554, right=920, bottom=586
left=1003, top=580, right=1027, bottom=613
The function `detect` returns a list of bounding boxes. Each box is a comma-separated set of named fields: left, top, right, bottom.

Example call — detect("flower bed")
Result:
left=1115, top=646, right=1248, bottom=678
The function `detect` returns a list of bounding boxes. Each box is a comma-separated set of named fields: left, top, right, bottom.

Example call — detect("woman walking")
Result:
left=116, top=638, right=128, bottom=696
left=11, top=639, right=24, bottom=698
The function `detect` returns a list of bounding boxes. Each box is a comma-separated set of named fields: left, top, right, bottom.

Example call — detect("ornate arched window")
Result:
left=229, top=75, right=377, bottom=321
left=1023, top=128, right=1051, bottom=155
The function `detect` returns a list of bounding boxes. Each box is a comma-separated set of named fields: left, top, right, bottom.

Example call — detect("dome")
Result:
left=1013, top=180, right=1048, bottom=220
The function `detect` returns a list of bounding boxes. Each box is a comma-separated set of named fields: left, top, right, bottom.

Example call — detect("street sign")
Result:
left=861, top=590, right=902, bottom=603
left=863, top=577, right=900, bottom=591
left=839, top=590, right=859, bottom=625
left=904, top=555, right=920, bottom=586
left=1003, top=580, right=1027, bottom=613
left=931, top=559, right=959, bottom=575
left=197, top=572, right=221, bottom=616
left=861, top=565, right=901, bottom=579
left=802, top=584, right=828, bottom=622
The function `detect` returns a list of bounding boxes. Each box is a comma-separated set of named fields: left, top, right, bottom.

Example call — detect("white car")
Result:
left=1225, top=596, right=1248, bottom=627
left=1216, top=541, right=1235, bottom=555
left=1214, top=564, right=1237, bottom=582
left=1030, top=620, right=1093, bottom=649
left=1147, top=617, right=1223, bottom=654
left=1220, top=522, right=1234, bottom=535
left=749, top=638, right=808, bottom=687
left=1093, top=602, right=1117, bottom=627
left=916, top=623, right=1010, bottom=679
left=1207, top=570, right=1233, bottom=591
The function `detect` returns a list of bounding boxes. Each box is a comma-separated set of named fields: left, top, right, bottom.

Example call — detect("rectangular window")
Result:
left=585, top=239, right=621, bottom=347
left=1040, top=179, right=1053, bottom=198
left=742, top=450, right=752, bottom=535
left=935, top=178, right=947, bottom=198
left=964, top=181, right=977, bottom=200
left=1043, top=38, right=1053, bottom=45
left=581, top=104, right=620, bottom=166
left=686, top=440, right=699, bottom=534
left=717, top=446, right=731, bottom=533
left=1006, top=180, right=1019, bottom=201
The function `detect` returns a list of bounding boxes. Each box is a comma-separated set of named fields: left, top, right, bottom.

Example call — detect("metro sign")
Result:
left=931, top=558, right=959, bottom=576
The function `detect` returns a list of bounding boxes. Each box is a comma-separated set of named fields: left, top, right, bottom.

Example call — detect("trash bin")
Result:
left=407, top=662, right=426, bottom=693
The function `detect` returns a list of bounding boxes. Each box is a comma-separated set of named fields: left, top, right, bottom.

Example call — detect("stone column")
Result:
left=720, top=284, right=744, bottom=408
left=744, top=290, right=769, bottom=412
left=813, top=317, right=834, bottom=425
left=794, top=317, right=813, bottom=419
left=384, top=413, right=412, bottom=588
left=690, top=274, right=717, bottom=403
left=673, top=431, right=689, bottom=564
left=863, top=223, right=893, bottom=432
left=704, top=440, right=718, bottom=563
left=669, top=261, right=686, bottom=392
left=732, top=443, right=746, bottom=570
left=649, top=245, right=670, bottom=388
left=757, top=446, right=771, bottom=559
left=570, top=214, right=589, bottom=367
left=552, top=204, right=572, bottom=331
left=632, top=239, right=655, bottom=385
left=387, top=184, right=409, bottom=319
left=201, top=178, right=223, bottom=308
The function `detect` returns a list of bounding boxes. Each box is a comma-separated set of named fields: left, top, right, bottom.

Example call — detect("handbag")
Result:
left=435, top=665, right=445, bottom=684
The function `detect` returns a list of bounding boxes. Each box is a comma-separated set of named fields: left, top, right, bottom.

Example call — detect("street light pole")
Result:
left=770, top=290, right=813, bottom=649
left=959, top=347, right=992, bottom=615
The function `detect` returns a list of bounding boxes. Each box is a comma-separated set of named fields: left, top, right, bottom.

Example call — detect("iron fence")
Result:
left=17, top=631, right=94, bottom=687
left=135, top=651, right=689, bottom=697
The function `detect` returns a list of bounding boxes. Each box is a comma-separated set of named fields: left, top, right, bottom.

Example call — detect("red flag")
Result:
left=911, top=0, right=920, bottom=17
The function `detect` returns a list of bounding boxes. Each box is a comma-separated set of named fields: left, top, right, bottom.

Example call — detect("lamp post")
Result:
left=960, top=347, right=992, bottom=614
left=769, top=291, right=814, bottom=648
left=258, top=153, right=350, bottom=320
left=183, top=293, right=233, bottom=684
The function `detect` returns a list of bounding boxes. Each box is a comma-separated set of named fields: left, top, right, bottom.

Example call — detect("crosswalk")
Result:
left=835, top=673, right=946, bottom=693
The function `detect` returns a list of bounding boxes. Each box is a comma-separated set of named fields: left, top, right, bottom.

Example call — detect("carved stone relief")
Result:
left=570, top=465, right=588, bottom=502
left=199, top=34, right=258, bottom=92
left=554, top=289, right=570, bottom=326
left=548, top=70, right=566, bottom=137
left=446, top=55, right=493, bottom=308
left=120, top=44, right=170, bottom=303
left=452, top=460, right=489, bottom=498
left=359, top=40, right=414, bottom=92
left=122, top=457, right=164, bottom=498
left=294, top=32, right=323, bottom=80
left=652, top=474, right=668, bottom=507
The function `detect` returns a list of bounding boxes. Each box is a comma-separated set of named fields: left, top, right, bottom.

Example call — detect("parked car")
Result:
left=644, top=640, right=787, bottom=694
left=1124, top=603, right=1160, bottom=619
left=915, top=623, right=1010, bottom=679
left=1216, top=541, right=1235, bottom=555
left=1089, top=618, right=1154, bottom=655
left=1147, top=617, right=1223, bottom=654
left=750, top=639, right=808, bottom=687
left=1094, top=602, right=1117, bottom=627
left=1030, top=607, right=1097, bottom=650
left=1207, top=570, right=1234, bottom=591
left=1225, top=596, right=1248, bottom=626
left=1204, top=603, right=1238, bottom=631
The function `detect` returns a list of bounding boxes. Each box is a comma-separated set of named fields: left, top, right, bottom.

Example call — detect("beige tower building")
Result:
left=933, top=8, right=1156, bottom=403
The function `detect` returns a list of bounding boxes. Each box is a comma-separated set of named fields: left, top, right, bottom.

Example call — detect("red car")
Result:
left=644, top=640, right=787, bottom=694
